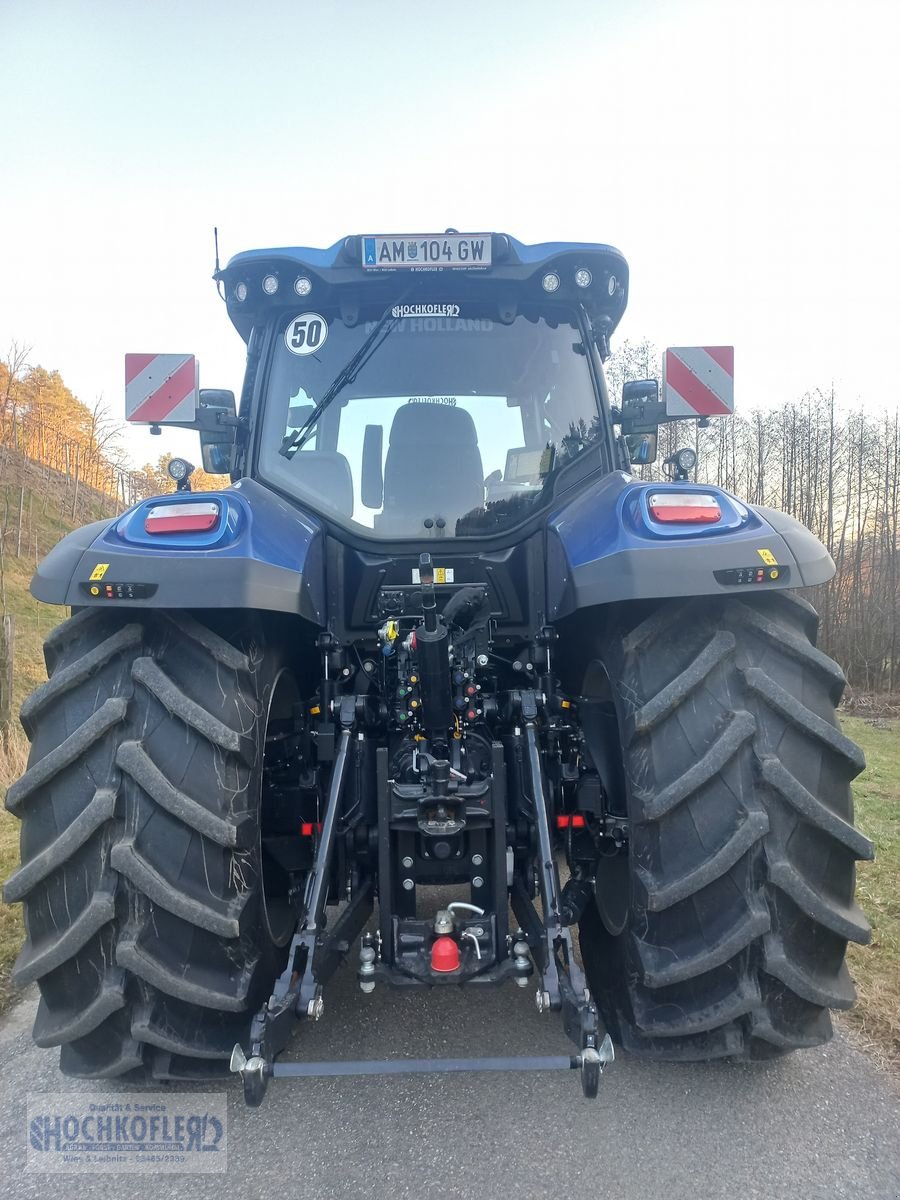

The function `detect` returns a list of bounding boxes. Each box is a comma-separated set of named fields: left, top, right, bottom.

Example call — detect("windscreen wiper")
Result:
left=280, top=304, right=399, bottom=459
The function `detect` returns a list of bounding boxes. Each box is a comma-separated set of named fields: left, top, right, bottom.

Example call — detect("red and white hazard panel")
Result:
left=125, top=354, right=199, bottom=423
left=663, top=347, right=734, bottom=418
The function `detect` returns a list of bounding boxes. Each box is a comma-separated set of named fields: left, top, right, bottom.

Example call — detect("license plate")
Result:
left=362, top=234, right=491, bottom=269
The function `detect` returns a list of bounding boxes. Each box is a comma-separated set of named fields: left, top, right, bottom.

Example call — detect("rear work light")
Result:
left=144, top=501, right=220, bottom=534
left=648, top=492, right=722, bottom=524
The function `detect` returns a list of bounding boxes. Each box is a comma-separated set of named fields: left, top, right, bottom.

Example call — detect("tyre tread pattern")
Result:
left=636, top=710, right=756, bottom=820
left=6, top=699, right=127, bottom=813
left=115, top=740, right=247, bottom=848
left=33, top=970, right=127, bottom=1047
left=21, top=624, right=142, bottom=733
left=4, top=610, right=276, bottom=1080
left=110, top=838, right=247, bottom=938
left=131, top=657, right=251, bottom=759
left=4, top=788, right=118, bottom=902
left=13, top=882, right=117, bottom=986
left=579, top=591, right=872, bottom=1060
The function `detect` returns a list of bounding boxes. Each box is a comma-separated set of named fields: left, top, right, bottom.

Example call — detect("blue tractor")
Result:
left=4, top=232, right=872, bottom=1102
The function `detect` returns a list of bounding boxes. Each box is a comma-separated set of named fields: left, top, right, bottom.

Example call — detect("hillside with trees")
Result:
left=0, top=344, right=226, bottom=714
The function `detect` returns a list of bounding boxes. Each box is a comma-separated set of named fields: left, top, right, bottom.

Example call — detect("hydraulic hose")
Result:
left=416, top=553, right=452, bottom=739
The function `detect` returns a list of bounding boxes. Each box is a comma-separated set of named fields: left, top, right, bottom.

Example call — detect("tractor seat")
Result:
left=294, top=451, right=354, bottom=516
left=377, top=404, right=484, bottom=533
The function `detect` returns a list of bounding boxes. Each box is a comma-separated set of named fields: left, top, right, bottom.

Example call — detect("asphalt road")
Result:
left=1, top=963, right=898, bottom=1200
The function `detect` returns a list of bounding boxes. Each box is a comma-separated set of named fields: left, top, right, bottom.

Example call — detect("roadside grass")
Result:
left=841, top=715, right=900, bottom=1067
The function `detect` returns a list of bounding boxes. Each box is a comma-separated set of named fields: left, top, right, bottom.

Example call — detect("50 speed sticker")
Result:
left=285, top=313, right=327, bottom=356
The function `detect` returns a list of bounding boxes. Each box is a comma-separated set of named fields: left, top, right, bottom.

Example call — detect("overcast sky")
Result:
left=2, top=0, right=898, bottom=466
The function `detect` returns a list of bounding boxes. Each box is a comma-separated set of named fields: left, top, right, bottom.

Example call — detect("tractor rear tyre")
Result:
left=4, top=609, right=298, bottom=1079
left=578, top=591, right=873, bottom=1060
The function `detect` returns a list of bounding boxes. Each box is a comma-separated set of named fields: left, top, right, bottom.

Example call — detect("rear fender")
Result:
left=31, top=479, right=325, bottom=624
left=547, top=472, right=833, bottom=619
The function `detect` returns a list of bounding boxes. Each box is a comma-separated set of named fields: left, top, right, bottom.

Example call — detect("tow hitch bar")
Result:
left=230, top=1037, right=614, bottom=1106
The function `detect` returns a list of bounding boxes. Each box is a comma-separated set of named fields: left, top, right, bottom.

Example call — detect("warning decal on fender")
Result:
left=757, top=548, right=778, bottom=565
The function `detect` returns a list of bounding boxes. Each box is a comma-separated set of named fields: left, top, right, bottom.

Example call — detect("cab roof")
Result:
left=217, top=233, right=629, bottom=345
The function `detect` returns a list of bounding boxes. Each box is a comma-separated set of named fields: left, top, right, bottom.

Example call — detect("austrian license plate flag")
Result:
left=362, top=234, right=491, bottom=269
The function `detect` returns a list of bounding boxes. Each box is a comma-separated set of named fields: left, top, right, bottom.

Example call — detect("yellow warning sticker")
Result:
left=411, top=567, right=455, bottom=584
left=756, top=548, right=778, bottom=566
left=89, top=563, right=110, bottom=581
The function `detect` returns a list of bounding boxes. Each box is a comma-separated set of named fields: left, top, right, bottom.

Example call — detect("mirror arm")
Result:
left=154, top=409, right=244, bottom=434
left=590, top=314, right=612, bottom=361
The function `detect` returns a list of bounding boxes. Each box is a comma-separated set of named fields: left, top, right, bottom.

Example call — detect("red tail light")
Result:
left=144, top=502, right=220, bottom=534
left=556, top=814, right=587, bottom=829
left=648, top=492, right=721, bottom=523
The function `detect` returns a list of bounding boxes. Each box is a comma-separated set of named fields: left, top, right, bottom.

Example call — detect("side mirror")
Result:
left=620, top=380, right=663, bottom=467
left=620, top=380, right=665, bottom=430
left=200, top=388, right=236, bottom=414
left=198, top=389, right=237, bottom=475
left=361, top=424, right=384, bottom=508
left=200, top=442, right=235, bottom=474
left=624, top=432, right=658, bottom=465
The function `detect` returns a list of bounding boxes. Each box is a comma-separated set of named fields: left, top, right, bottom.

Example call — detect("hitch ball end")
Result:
left=230, top=1043, right=270, bottom=1107
left=577, top=1035, right=615, bottom=1100
left=359, top=944, right=377, bottom=992
left=513, top=940, right=531, bottom=986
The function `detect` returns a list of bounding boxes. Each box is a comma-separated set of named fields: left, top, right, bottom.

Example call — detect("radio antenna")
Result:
left=213, top=227, right=225, bottom=301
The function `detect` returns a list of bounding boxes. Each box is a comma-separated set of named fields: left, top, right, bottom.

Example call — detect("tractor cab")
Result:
left=126, top=232, right=735, bottom=547
left=216, top=233, right=629, bottom=541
